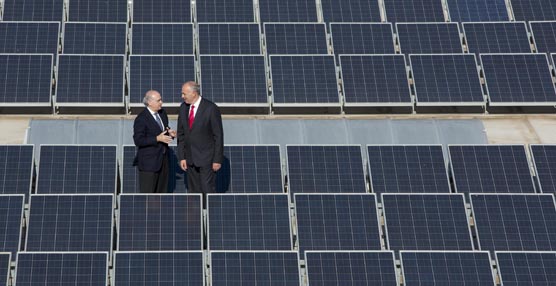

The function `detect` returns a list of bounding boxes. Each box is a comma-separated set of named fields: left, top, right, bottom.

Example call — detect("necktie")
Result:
left=154, top=113, right=164, bottom=131
left=188, top=105, right=195, bottom=129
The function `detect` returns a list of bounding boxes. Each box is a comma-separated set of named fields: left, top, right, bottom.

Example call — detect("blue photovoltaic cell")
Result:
left=410, top=54, right=484, bottom=105
left=446, top=0, right=509, bottom=22
left=0, top=145, right=33, bottom=195
left=382, top=194, right=473, bottom=251
left=211, top=252, right=300, bottom=286
left=340, top=55, right=411, bottom=105
left=265, top=23, right=328, bottom=55
left=271, top=56, right=339, bottom=105
left=330, top=23, right=395, bottom=56
left=259, top=0, right=318, bottom=22
left=463, top=22, right=531, bottom=56
left=305, top=251, right=397, bottom=286
left=472, top=194, right=556, bottom=251
left=196, top=0, right=254, bottom=22
left=37, top=145, right=117, bottom=193
left=63, top=23, right=127, bottom=54
left=207, top=194, right=292, bottom=250
left=0, top=54, right=53, bottom=105
left=401, top=251, right=495, bottom=285
left=15, top=252, right=108, bottom=286
left=449, top=145, right=536, bottom=193
left=496, top=251, right=556, bottom=286
left=118, top=195, right=202, bottom=250
left=131, top=24, right=194, bottom=54
left=510, top=0, right=556, bottom=21
left=0, top=22, right=59, bottom=54
left=321, top=0, right=381, bottom=22
left=295, top=194, right=382, bottom=255
left=397, top=23, right=463, bottom=55
left=68, top=0, right=128, bottom=22
left=287, top=145, right=366, bottom=195
left=26, top=194, right=114, bottom=251
left=0, top=195, right=24, bottom=257
left=114, top=251, right=204, bottom=286
left=0, top=253, right=9, bottom=286
left=367, top=145, right=451, bottom=194
left=132, top=0, right=190, bottom=22
left=129, top=56, right=195, bottom=104
left=530, top=21, right=556, bottom=54
left=384, top=0, right=445, bottom=22
left=198, top=24, right=261, bottom=54
left=2, top=0, right=64, bottom=21
left=530, top=145, right=556, bottom=194
left=200, top=56, right=268, bottom=105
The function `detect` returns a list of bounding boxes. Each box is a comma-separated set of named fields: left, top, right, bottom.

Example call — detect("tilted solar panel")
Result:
left=62, top=23, right=127, bottom=54
left=68, top=0, right=128, bottom=22
left=446, top=0, right=509, bottom=22
left=530, top=21, right=556, bottom=54
left=131, top=23, right=194, bottom=55
left=530, top=144, right=556, bottom=194
left=330, top=23, right=396, bottom=56
left=259, top=0, right=318, bottom=22
left=0, top=22, right=59, bottom=54
left=2, top=0, right=64, bottom=22
left=196, top=0, right=254, bottom=22
left=397, top=23, right=463, bottom=55
left=0, top=54, right=53, bottom=106
left=0, top=253, right=9, bottom=286
left=463, top=22, right=531, bottom=56
left=321, top=0, right=382, bottom=23
left=0, top=195, right=24, bottom=258
left=384, top=0, right=445, bottom=23
left=132, top=0, right=190, bottom=22
left=198, top=23, right=261, bottom=54
left=510, top=0, right=556, bottom=21
left=264, top=23, right=328, bottom=55
left=496, top=251, right=556, bottom=286
left=0, top=145, right=33, bottom=196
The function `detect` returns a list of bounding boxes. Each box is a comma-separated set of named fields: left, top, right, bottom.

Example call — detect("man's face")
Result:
left=181, top=85, right=198, bottom=105
left=148, top=93, right=163, bottom=111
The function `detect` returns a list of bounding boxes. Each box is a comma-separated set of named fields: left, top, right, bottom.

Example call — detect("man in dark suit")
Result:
left=177, top=81, right=224, bottom=204
left=133, top=90, right=176, bottom=193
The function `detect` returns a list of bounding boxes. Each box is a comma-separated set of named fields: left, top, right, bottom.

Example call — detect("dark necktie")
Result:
left=154, top=113, right=164, bottom=131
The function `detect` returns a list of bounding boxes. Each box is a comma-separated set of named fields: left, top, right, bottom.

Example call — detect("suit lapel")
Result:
left=190, top=98, right=205, bottom=130
left=145, top=108, right=162, bottom=131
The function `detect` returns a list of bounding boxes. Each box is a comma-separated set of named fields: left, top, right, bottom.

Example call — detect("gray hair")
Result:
left=143, top=90, right=160, bottom=106
left=183, top=81, right=200, bottom=94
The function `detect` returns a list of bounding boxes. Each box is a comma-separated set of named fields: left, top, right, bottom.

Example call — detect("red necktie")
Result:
left=188, top=105, right=195, bottom=129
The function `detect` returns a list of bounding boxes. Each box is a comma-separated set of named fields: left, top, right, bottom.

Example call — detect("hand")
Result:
left=180, top=160, right=187, bottom=171
left=156, top=131, right=173, bottom=144
left=166, top=127, right=177, bottom=138
left=212, top=163, right=221, bottom=172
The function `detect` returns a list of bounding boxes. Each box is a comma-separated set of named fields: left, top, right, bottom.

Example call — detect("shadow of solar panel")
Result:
left=531, top=21, right=556, bottom=54
left=0, top=195, right=24, bottom=258
left=397, top=23, right=463, bottom=55
left=0, top=22, right=59, bottom=54
left=471, top=194, right=556, bottom=252
left=114, top=251, right=204, bottom=285
left=367, top=145, right=451, bottom=193
left=446, top=0, right=509, bottom=22
left=401, top=251, right=495, bottom=285
left=510, top=0, right=556, bottom=21
left=196, top=0, right=254, bottom=22
left=265, top=23, right=328, bottom=55
left=63, top=23, right=127, bottom=54
left=199, top=23, right=261, bottom=54
left=132, top=0, right=190, bottom=22
left=331, top=24, right=396, bottom=57
left=131, top=23, right=194, bottom=54
left=259, top=0, right=318, bottom=22
left=15, top=252, right=108, bottom=286
left=496, top=251, right=556, bottom=285
left=118, top=194, right=202, bottom=250
left=129, top=55, right=195, bottom=105
left=463, top=22, right=531, bottom=56
left=207, top=194, right=292, bottom=250
left=2, top=0, right=64, bottom=21
left=211, top=251, right=300, bottom=286
left=305, top=251, right=397, bottom=286
left=295, top=194, right=382, bottom=254
left=321, top=0, right=381, bottom=22
left=270, top=55, right=339, bottom=105
left=410, top=54, right=485, bottom=105
left=530, top=145, right=556, bottom=194
left=0, top=253, right=9, bottom=286
left=0, top=145, right=33, bottom=196
left=449, top=145, right=536, bottom=193
left=0, top=54, right=53, bottom=106
left=382, top=194, right=473, bottom=250
left=68, top=0, right=128, bottom=22
left=384, top=0, right=445, bottom=22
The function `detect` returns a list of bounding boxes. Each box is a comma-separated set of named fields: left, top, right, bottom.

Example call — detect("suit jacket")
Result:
left=133, top=108, right=170, bottom=172
left=177, top=98, right=224, bottom=167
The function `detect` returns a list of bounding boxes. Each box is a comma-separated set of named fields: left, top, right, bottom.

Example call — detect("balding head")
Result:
left=181, top=81, right=200, bottom=105
left=143, top=90, right=162, bottom=111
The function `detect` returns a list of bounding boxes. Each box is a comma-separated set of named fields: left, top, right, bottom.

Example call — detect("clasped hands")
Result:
left=156, top=128, right=176, bottom=144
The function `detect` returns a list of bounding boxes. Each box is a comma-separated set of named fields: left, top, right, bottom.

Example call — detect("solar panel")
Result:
left=321, top=0, right=382, bottom=22
left=530, top=145, right=556, bottom=194
left=510, top=0, right=556, bottom=21
left=211, top=251, right=300, bottom=286
left=196, top=0, right=254, bottom=22
left=62, top=23, right=127, bottom=54
left=55, top=55, right=125, bottom=106
left=481, top=54, right=556, bottom=106
left=68, top=0, right=128, bottom=22
left=0, top=195, right=24, bottom=258
left=0, top=253, right=9, bottom=286
left=15, top=252, right=108, bottom=286
left=264, top=23, right=328, bottom=55
left=463, top=22, right=531, bottom=56
left=330, top=23, right=396, bottom=57
left=0, top=22, right=59, bottom=54
left=496, top=251, right=556, bottom=285
left=449, top=145, right=536, bottom=193
left=295, top=194, right=382, bottom=255
left=446, top=0, right=509, bottom=22
left=384, top=0, right=445, bottom=22
left=472, top=194, right=556, bottom=251
left=132, top=0, right=190, bottom=22
left=286, top=145, right=366, bottom=195
left=530, top=21, right=556, bottom=54
left=114, top=251, right=204, bottom=285
left=258, top=0, right=318, bottom=22
left=0, top=145, right=33, bottom=196
left=305, top=251, right=398, bottom=286
left=26, top=194, right=114, bottom=251
left=2, top=0, right=64, bottom=21
left=382, top=194, right=473, bottom=250
left=207, top=194, right=292, bottom=250
left=400, top=251, right=495, bottom=285
left=198, top=23, right=261, bottom=54
left=397, top=23, right=463, bottom=55
left=0, top=54, right=53, bottom=106
left=410, top=54, right=485, bottom=105
left=131, top=23, right=194, bottom=54
left=129, top=55, right=195, bottom=105
left=367, top=145, right=451, bottom=194
left=215, top=145, right=283, bottom=193
left=270, top=55, right=339, bottom=105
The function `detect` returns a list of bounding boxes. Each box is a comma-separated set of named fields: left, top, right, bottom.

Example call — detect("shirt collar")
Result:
left=191, top=96, right=202, bottom=108
left=147, top=107, right=158, bottom=115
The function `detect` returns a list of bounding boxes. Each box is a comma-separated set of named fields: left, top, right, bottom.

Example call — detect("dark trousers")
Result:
left=139, top=154, right=169, bottom=193
left=187, top=164, right=216, bottom=208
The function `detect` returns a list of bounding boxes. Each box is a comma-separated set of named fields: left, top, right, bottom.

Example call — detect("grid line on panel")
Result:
left=510, top=0, right=556, bottom=21
left=446, top=0, right=509, bottom=22
left=196, top=0, right=254, bottom=22
left=63, top=23, right=127, bottom=54
left=330, top=23, right=396, bottom=56
left=530, top=145, right=556, bottom=194
left=384, top=0, right=445, bottom=23
left=320, top=0, right=382, bottom=23
left=0, top=54, right=53, bottom=105
left=496, top=251, right=556, bottom=285
left=131, top=23, right=194, bottom=55
left=198, top=24, right=261, bottom=54
left=132, top=0, right=190, bottom=22
left=2, top=0, right=64, bottom=21
left=463, top=22, right=531, bottom=56
left=264, top=23, right=328, bottom=55
left=397, top=23, right=463, bottom=55
left=530, top=21, right=556, bottom=54
left=68, top=0, right=128, bottom=22
left=0, top=22, right=59, bottom=54
left=258, top=0, right=318, bottom=22
left=0, top=195, right=24, bottom=257
left=0, top=146, right=33, bottom=195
